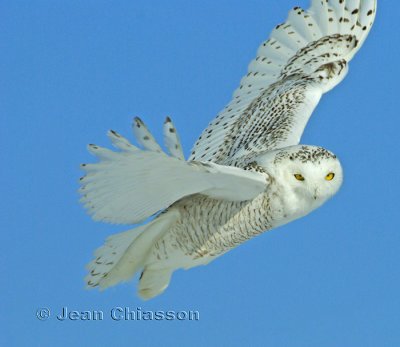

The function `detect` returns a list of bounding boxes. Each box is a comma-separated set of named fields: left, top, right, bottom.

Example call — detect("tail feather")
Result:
left=85, top=210, right=179, bottom=290
left=85, top=226, right=145, bottom=289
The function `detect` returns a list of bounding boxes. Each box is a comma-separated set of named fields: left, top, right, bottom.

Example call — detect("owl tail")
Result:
left=85, top=211, right=179, bottom=297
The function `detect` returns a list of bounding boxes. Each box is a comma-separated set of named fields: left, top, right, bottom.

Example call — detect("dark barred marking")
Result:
left=274, top=146, right=336, bottom=164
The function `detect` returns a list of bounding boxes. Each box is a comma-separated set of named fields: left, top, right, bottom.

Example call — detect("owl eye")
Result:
left=294, top=173, right=305, bottom=181
left=325, top=172, right=335, bottom=181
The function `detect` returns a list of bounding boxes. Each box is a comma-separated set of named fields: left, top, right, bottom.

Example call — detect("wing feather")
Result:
left=80, top=119, right=268, bottom=225
left=132, top=117, right=162, bottom=152
left=190, top=0, right=377, bottom=164
left=163, top=116, right=185, bottom=160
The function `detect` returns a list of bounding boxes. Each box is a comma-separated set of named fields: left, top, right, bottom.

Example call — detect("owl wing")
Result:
left=79, top=118, right=268, bottom=225
left=190, top=0, right=376, bottom=164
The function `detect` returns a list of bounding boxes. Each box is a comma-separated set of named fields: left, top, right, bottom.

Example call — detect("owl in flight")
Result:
left=80, top=0, right=376, bottom=299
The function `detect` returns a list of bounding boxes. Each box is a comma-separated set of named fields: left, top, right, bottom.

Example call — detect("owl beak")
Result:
left=313, top=188, right=318, bottom=200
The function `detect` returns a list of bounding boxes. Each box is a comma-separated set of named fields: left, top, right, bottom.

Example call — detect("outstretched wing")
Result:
left=79, top=118, right=268, bottom=225
left=190, top=0, right=377, bottom=164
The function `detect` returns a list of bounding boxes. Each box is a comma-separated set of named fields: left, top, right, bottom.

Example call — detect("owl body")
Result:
left=145, top=146, right=342, bottom=274
left=148, top=190, right=278, bottom=270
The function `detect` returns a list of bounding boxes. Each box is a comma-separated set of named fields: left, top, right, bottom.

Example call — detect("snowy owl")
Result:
left=80, top=0, right=376, bottom=299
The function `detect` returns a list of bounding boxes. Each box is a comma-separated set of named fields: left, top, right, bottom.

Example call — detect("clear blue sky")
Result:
left=2, top=1, right=399, bottom=346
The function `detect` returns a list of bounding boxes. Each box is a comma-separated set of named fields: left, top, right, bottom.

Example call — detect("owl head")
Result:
left=258, top=145, right=343, bottom=204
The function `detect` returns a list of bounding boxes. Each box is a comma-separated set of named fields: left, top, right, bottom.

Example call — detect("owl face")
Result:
left=259, top=145, right=343, bottom=204
left=283, top=157, right=343, bottom=203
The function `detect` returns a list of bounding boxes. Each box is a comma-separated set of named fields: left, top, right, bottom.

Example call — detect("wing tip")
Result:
left=133, top=116, right=144, bottom=128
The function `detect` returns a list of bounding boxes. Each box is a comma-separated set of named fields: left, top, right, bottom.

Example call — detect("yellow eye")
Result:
left=294, top=174, right=305, bottom=181
left=325, top=172, right=335, bottom=181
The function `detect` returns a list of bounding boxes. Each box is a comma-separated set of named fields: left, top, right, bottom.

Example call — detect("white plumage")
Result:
left=80, top=0, right=376, bottom=299
left=81, top=118, right=267, bottom=225
left=190, top=0, right=376, bottom=163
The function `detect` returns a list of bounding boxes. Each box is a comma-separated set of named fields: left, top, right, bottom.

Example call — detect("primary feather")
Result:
left=80, top=118, right=267, bottom=224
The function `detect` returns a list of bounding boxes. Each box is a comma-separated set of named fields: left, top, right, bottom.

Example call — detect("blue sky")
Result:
left=2, top=0, right=399, bottom=346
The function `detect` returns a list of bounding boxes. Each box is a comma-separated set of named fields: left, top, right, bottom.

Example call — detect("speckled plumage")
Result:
left=80, top=0, right=376, bottom=299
